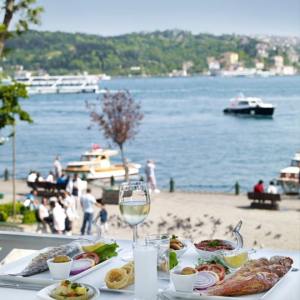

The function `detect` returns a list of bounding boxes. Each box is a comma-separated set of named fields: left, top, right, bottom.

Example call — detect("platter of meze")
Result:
left=0, top=233, right=295, bottom=300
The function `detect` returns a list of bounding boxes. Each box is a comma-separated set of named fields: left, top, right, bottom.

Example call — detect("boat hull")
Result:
left=223, top=106, right=274, bottom=116
left=277, top=179, right=299, bottom=195
left=65, top=164, right=141, bottom=180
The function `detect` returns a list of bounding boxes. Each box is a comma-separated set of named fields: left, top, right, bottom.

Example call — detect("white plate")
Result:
left=0, top=251, right=114, bottom=286
left=37, top=282, right=100, bottom=300
left=100, top=283, right=134, bottom=294
left=161, top=267, right=292, bottom=300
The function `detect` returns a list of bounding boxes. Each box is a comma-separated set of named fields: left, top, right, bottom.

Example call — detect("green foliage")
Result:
left=0, top=82, right=32, bottom=129
left=2, top=30, right=267, bottom=76
left=0, top=211, right=8, bottom=222
left=22, top=209, right=37, bottom=224
left=0, top=202, right=23, bottom=216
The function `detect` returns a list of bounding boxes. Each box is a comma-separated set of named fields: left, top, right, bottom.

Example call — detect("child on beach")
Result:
left=94, top=200, right=108, bottom=237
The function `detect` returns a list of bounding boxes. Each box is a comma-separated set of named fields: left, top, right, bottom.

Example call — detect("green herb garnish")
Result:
left=207, top=240, right=221, bottom=247
left=169, top=251, right=178, bottom=270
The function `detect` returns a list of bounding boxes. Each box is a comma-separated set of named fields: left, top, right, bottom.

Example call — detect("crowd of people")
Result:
left=24, top=156, right=109, bottom=236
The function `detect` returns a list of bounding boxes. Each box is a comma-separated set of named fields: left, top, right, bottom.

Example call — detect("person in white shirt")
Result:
left=53, top=156, right=62, bottom=179
left=80, top=188, right=97, bottom=235
left=37, top=197, right=50, bottom=233
left=267, top=181, right=278, bottom=194
left=27, top=171, right=37, bottom=183
left=62, top=191, right=77, bottom=235
left=145, top=160, right=160, bottom=193
left=46, top=171, right=55, bottom=183
left=51, top=199, right=66, bottom=234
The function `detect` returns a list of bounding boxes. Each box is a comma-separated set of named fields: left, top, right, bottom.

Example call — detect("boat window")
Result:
left=291, top=160, right=300, bottom=167
left=238, top=101, right=249, bottom=105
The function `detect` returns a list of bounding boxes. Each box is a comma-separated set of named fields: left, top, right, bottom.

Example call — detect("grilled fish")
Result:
left=13, top=242, right=81, bottom=277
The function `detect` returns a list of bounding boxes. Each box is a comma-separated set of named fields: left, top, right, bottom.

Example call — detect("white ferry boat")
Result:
left=277, top=152, right=300, bottom=194
left=14, top=73, right=101, bottom=95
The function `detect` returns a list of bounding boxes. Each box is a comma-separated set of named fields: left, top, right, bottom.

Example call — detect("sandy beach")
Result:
left=1, top=180, right=300, bottom=251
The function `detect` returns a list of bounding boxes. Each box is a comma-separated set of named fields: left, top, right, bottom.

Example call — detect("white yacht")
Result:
left=14, top=73, right=101, bottom=95
left=277, top=152, right=300, bottom=194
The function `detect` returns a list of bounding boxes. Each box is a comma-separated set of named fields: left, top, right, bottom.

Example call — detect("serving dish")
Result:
left=37, top=282, right=99, bottom=300
left=0, top=249, right=113, bottom=286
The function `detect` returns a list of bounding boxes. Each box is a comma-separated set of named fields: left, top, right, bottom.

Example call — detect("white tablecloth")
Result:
left=0, top=240, right=299, bottom=300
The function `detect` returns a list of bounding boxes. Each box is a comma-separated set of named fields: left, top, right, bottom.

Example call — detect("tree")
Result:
left=0, top=0, right=43, bottom=219
left=87, top=90, right=143, bottom=181
left=0, top=0, right=43, bottom=57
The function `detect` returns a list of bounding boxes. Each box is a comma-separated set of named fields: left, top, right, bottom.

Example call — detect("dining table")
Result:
left=0, top=239, right=299, bottom=300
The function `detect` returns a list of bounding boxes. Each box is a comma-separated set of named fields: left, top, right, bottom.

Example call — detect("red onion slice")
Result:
left=194, top=271, right=218, bottom=290
left=70, top=258, right=95, bottom=275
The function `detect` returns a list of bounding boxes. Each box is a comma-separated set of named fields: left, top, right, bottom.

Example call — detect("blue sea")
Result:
left=0, top=76, right=299, bottom=192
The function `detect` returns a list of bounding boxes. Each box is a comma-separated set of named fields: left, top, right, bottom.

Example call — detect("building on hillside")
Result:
left=273, top=56, right=284, bottom=68
left=223, top=52, right=239, bottom=67
left=282, top=66, right=297, bottom=76
left=255, top=61, right=265, bottom=70
left=207, top=57, right=221, bottom=76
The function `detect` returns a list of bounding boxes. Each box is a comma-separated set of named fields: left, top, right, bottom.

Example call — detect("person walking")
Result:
left=62, top=191, right=77, bottom=235
left=67, top=174, right=82, bottom=209
left=53, top=156, right=62, bottom=179
left=145, top=160, right=160, bottom=193
left=94, top=200, right=108, bottom=237
left=37, top=197, right=50, bottom=233
left=80, top=188, right=97, bottom=235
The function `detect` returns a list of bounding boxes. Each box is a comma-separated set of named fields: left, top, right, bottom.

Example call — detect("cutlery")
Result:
left=0, top=281, right=43, bottom=291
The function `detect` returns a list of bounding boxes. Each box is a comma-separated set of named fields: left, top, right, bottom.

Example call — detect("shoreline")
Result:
left=0, top=180, right=299, bottom=251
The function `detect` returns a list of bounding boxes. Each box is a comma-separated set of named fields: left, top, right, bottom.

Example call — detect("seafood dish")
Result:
left=204, top=256, right=293, bottom=296
left=14, top=242, right=81, bottom=277
left=195, top=239, right=235, bottom=252
left=10, top=240, right=118, bottom=278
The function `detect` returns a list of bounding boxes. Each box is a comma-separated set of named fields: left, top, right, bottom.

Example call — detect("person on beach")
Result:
left=267, top=181, right=278, bottom=194
left=145, top=160, right=160, bottom=193
left=46, top=171, right=55, bottom=183
left=53, top=156, right=62, bottom=179
left=254, top=180, right=264, bottom=193
left=62, top=191, right=77, bottom=235
left=94, top=200, right=108, bottom=237
left=80, top=188, right=97, bottom=235
left=37, top=197, right=50, bottom=233
left=67, top=173, right=82, bottom=209
left=51, top=198, right=66, bottom=234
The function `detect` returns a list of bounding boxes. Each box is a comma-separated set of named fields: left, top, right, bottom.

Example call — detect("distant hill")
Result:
left=2, top=30, right=299, bottom=76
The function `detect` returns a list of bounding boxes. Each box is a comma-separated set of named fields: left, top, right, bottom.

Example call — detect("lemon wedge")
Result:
left=223, top=252, right=249, bottom=268
left=82, top=242, right=105, bottom=253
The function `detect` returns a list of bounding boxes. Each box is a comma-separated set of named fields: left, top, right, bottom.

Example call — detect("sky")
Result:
left=29, top=0, right=300, bottom=37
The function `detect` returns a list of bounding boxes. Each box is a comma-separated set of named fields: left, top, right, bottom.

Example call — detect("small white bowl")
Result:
left=170, top=267, right=198, bottom=293
left=47, top=257, right=73, bottom=280
left=173, top=242, right=188, bottom=258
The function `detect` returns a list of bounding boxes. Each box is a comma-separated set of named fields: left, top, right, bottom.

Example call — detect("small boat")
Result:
left=277, top=152, right=300, bottom=195
left=64, top=145, right=141, bottom=180
left=223, top=94, right=275, bottom=116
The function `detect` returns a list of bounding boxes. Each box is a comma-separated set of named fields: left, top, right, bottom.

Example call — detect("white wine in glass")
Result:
left=119, top=181, right=150, bottom=242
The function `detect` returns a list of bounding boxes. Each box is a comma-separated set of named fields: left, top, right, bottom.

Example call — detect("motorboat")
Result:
left=64, top=145, right=141, bottom=180
left=223, top=94, right=275, bottom=116
left=277, top=152, right=300, bottom=194
left=14, top=73, right=101, bottom=95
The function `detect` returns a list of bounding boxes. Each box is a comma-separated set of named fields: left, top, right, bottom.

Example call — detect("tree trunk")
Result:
left=119, top=144, right=129, bottom=182
left=12, top=122, right=16, bottom=220
left=0, top=0, right=15, bottom=57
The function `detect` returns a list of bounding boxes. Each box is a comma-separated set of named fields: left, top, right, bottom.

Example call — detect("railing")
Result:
left=0, top=231, right=78, bottom=262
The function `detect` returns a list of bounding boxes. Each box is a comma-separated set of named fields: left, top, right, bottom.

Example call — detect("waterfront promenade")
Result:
left=1, top=180, right=299, bottom=251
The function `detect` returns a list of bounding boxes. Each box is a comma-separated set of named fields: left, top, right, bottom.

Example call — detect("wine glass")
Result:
left=119, top=181, right=151, bottom=243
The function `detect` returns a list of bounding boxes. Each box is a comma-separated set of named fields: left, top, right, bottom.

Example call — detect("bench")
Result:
left=247, top=192, right=281, bottom=210
left=27, top=181, right=67, bottom=197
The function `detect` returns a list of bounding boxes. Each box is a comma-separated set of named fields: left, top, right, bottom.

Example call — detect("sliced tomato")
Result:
left=196, top=263, right=225, bottom=281
left=74, top=252, right=100, bottom=265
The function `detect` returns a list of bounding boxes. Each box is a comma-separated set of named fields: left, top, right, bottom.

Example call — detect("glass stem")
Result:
left=132, top=225, right=138, bottom=243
